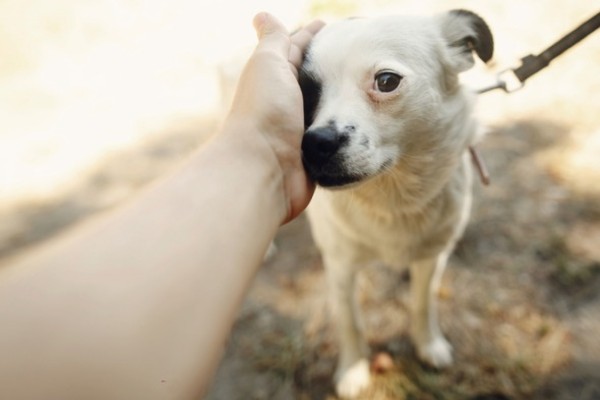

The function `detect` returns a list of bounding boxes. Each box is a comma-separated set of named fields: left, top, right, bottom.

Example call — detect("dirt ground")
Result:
left=1, top=1, right=599, bottom=399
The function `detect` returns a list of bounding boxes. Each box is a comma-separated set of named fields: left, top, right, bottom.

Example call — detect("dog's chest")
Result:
left=307, top=169, right=469, bottom=268
left=308, top=191, right=453, bottom=268
left=349, top=206, right=441, bottom=267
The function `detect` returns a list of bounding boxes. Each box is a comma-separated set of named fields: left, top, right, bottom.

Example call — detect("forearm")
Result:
left=0, top=127, right=285, bottom=399
left=0, top=11, right=322, bottom=399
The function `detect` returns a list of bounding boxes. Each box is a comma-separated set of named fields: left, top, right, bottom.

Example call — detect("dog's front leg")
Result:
left=409, top=251, right=453, bottom=368
left=324, top=256, right=371, bottom=398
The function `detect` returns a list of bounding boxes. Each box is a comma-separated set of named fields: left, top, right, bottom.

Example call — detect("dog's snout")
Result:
left=302, top=127, right=348, bottom=164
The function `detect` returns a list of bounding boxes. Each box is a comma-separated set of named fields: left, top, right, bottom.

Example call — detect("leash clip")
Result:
left=496, top=68, right=524, bottom=93
left=476, top=68, right=523, bottom=94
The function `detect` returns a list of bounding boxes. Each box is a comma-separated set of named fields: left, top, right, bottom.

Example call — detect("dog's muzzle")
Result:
left=301, top=126, right=363, bottom=187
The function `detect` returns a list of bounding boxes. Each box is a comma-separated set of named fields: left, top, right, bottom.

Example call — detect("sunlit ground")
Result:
left=0, top=0, right=312, bottom=206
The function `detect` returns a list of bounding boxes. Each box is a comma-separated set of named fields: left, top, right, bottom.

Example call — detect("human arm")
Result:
left=0, top=13, right=323, bottom=400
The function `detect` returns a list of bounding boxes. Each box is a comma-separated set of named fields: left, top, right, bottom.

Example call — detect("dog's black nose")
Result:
left=302, top=126, right=348, bottom=164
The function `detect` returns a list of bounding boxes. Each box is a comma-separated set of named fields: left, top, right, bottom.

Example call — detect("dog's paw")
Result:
left=416, top=335, right=453, bottom=368
left=335, top=359, right=371, bottom=399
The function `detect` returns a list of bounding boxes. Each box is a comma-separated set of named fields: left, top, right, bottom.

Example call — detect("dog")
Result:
left=299, top=9, right=493, bottom=398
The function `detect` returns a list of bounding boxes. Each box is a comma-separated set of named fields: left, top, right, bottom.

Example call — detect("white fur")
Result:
left=301, top=11, right=489, bottom=398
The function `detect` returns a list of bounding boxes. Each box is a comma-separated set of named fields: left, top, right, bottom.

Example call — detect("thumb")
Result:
left=253, top=12, right=290, bottom=54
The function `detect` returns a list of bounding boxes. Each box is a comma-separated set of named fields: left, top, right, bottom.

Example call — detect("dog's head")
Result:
left=300, top=10, right=493, bottom=188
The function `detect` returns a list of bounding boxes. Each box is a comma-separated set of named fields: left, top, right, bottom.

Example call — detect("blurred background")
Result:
left=1, top=0, right=599, bottom=399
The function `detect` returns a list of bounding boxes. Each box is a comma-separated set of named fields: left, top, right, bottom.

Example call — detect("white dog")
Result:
left=299, top=10, right=493, bottom=398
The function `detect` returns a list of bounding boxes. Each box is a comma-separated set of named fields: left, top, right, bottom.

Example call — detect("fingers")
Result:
left=253, top=12, right=291, bottom=56
left=291, top=20, right=325, bottom=52
left=289, top=20, right=325, bottom=69
left=252, top=13, right=324, bottom=78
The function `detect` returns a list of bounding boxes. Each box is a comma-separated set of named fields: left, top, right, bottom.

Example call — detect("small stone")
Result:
left=371, top=352, right=394, bottom=374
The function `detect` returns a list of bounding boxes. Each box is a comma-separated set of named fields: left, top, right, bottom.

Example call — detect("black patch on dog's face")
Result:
left=312, top=172, right=363, bottom=187
left=299, top=58, right=364, bottom=188
left=301, top=122, right=364, bottom=187
left=298, top=66, right=322, bottom=129
left=302, top=145, right=364, bottom=187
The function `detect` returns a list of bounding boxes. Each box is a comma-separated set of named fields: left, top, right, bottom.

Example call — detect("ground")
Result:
left=1, top=1, right=599, bottom=399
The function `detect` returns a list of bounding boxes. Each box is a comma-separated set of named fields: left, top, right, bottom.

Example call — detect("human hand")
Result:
left=226, top=13, right=324, bottom=223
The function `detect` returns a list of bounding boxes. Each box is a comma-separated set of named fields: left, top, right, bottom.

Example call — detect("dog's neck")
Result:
left=336, top=136, right=470, bottom=224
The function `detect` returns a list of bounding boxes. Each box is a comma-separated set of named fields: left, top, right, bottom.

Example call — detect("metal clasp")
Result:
left=476, top=68, right=524, bottom=94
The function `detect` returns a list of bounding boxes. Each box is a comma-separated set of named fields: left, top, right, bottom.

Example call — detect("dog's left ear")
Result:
left=438, top=9, right=494, bottom=73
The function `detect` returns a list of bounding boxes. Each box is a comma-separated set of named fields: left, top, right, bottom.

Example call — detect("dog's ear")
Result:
left=438, top=9, right=494, bottom=73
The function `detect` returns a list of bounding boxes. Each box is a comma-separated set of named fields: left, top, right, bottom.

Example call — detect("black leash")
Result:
left=478, top=10, right=600, bottom=94
left=470, top=10, right=600, bottom=186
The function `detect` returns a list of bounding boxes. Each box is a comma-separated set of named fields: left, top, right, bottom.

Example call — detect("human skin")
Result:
left=0, top=13, right=323, bottom=400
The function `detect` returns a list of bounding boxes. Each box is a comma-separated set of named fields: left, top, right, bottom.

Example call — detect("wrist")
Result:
left=206, top=117, right=290, bottom=223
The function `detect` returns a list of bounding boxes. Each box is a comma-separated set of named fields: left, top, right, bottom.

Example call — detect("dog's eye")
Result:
left=374, top=72, right=402, bottom=93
